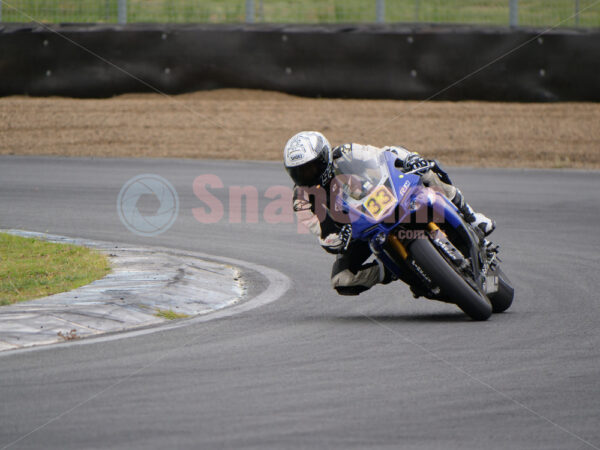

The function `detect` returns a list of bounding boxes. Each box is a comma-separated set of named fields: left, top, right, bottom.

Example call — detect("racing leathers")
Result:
left=292, top=143, right=494, bottom=296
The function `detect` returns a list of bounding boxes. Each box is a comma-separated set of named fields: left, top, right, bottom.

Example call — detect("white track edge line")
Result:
left=0, top=232, right=292, bottom=356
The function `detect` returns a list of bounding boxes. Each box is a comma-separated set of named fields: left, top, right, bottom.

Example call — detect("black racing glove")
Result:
left=339, top=224, right=353, bottom=253
left=403, top=154, right=430, bottom=174
left=320, top=224, right=353, bottom=254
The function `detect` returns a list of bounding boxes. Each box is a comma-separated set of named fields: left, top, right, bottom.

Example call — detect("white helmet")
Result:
left=283, top=131, right=332, bottom=186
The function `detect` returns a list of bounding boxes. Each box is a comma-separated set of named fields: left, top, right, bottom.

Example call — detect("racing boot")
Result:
left=451, top=189, right=496, bottom=236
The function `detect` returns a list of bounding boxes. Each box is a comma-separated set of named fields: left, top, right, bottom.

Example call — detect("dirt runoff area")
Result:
left=1, top=89, right=598, bottom=169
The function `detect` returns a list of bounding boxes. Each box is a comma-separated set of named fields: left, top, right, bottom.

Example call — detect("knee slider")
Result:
left=331, top=269, right=358, bottom=288
left=332, top=268, right=372, bottom=296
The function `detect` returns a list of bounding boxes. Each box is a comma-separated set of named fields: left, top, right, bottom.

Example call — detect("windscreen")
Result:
left=332, top=151, right=397, bottom=221
left=332, top=152, right=385, bottom=201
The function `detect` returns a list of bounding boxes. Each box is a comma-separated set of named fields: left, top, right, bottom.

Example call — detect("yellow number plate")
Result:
left=364, top=185, right=395, bottom=220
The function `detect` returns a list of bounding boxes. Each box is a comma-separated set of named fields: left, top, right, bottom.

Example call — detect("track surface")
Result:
left=1, top=156, right=599, bottom=449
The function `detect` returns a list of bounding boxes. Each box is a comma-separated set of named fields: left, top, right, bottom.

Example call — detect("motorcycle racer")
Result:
left=283, top=130, right=496, bottom=296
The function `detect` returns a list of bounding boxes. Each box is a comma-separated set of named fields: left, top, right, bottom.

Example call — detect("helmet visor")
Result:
left=287, top=153, right=328, bottom=186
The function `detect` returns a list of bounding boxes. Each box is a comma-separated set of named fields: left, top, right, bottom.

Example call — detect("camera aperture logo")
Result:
left=117, top=174, right=179, bottom=237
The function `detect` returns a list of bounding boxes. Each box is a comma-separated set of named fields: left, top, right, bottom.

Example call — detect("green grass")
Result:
left=0, top=232, right=110, bottom=306
left=154, top=308, right=190, bottom=320
left=1, top=0, right=598, bottom=27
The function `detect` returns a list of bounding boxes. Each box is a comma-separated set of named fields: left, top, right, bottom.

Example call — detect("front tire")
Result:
left=408, top=238, right=492, bottom=321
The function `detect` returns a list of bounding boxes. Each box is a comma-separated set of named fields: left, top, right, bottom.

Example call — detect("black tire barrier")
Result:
left=1, top=23, right=598, bottom=101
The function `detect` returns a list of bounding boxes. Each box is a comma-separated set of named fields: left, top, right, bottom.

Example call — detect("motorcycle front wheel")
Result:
left=408, top=238, right=493, bottom=321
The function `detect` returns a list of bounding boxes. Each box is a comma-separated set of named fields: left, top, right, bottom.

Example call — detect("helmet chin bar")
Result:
left=319, top=163, right=334, bottom=187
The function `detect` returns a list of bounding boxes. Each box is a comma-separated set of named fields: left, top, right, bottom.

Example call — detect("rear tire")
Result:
left=489, top=268, right=514, bottom=313
left=408, top=238, right=492, bottom=321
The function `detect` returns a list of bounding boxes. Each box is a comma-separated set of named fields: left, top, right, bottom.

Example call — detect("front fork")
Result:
left=370, top=222, right=471, bottom=297
left=369, top=225, right=435, bottom=293
left=378, top=222, right=449, bottom=269
left=368, top=231, right=407, bottom=280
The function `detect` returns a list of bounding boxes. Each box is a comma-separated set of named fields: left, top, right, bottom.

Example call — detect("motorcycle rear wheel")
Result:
left=408, top=238, right=493, bottom=321
left=489, top=268, right=514, bottom=313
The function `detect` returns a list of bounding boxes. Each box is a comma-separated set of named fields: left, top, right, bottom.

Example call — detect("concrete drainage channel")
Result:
left=0, top=230, right=290, bottom=353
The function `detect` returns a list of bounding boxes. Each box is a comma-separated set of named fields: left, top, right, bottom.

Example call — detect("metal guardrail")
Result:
left=0, top=1, right=597, bottom=27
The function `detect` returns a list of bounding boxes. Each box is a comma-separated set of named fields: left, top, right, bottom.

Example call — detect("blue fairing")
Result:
left=331, top=150, right=481, bottom=281
left=342, top=152, right=464, bottom=241
left=332, top=149, right=495, bottom=306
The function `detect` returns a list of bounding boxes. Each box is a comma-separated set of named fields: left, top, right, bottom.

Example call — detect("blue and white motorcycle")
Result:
left=331, top=151, right=514, bottom=321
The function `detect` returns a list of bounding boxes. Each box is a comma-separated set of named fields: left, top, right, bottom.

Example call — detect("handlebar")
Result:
left=396, top=160, right=435, bottom=175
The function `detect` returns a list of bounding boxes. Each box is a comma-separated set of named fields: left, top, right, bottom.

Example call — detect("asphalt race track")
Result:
left=1, top=156, right=599, bottom=450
